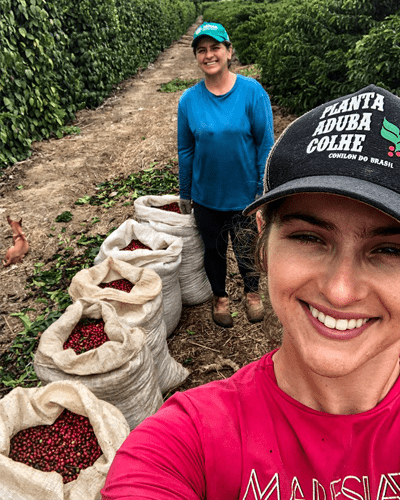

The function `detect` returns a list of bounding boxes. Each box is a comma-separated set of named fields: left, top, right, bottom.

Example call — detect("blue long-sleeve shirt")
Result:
left=178, top=74, right=274, bottom=211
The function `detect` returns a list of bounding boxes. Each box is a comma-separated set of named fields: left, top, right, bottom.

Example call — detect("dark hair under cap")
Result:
left=244, top=85, right=400, bottom=222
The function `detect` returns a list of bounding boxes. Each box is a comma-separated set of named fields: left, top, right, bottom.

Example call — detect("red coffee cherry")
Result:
left=121, top=239, right=151, bottom=251
left=9, top=409, right=102, bottom=484
left=99, top=278, right=134, bottom=293
left=152, top=202, right=181, bottom=213
left=63, top=318, right=109, bottom=354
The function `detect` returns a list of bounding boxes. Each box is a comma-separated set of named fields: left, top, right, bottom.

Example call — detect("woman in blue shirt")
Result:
left=178, top=22, right=274, bottom=328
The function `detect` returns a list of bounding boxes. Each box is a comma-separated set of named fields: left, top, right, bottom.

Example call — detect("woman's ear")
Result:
left=256, top=210, right=264, bottom=234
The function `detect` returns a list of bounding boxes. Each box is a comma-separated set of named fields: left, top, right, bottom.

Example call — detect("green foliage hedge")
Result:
left=0, top=0, right=196, bottom=169
left=346, top=13, right=400, bottom=92
left=201, top=0, right=400, bottom=114
left=201, top=1, right=272, bottom=65
left=1, top=0, right=68, bottom=166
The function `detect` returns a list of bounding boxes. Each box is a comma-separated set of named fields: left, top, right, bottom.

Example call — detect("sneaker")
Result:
left=245, top=292, right=265, bottom=323
left=212, top=295, right=233, bottom=328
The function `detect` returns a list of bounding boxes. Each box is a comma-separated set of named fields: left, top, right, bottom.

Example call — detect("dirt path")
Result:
left=0, top=18, right=296, bottom=393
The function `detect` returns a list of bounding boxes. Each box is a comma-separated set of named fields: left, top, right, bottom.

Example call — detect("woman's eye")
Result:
left=373, top=246, right=400, bottom=257
left=288, top=233, right=323, bottom=244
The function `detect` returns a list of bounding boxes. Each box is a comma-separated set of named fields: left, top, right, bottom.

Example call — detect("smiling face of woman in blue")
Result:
left=194, top=36, right=232, bottom=76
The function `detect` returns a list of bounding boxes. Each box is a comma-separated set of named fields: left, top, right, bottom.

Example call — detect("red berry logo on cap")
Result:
left=381, top=118, right=400, bottom=157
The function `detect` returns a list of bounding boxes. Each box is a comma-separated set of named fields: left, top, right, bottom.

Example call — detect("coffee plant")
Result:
left=346, top=13, right=400, bottom=94
left=202, top=0, right=271, bottom=65
left=0, top=0, right=196, bottom=170
left=0, top=0, right=68, bottom=166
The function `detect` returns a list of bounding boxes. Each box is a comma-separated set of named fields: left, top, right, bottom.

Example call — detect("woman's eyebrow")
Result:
left=367, top=226, right=400, bottom=238
left=280, top=213, right=336, bottom=231
left=280, top=213, right=400, bottom=238
left=197, top=43, right=220, bottom=50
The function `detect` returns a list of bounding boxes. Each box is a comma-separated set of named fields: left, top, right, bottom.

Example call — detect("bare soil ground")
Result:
left=0, top=18, right=297, bottom=397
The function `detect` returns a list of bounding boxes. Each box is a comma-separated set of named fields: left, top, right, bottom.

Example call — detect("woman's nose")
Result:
left=320, top=253, right=367, bottom=307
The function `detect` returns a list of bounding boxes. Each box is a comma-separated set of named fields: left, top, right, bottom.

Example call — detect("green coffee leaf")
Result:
left=55, top=211, right=73, bottom=223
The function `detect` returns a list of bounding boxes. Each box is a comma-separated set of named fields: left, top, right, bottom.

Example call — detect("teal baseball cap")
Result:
left=192, top=22, right=229, bottom=48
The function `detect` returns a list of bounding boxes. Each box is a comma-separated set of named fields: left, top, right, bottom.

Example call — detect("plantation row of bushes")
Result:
left=201, top=0, right=400, bottom=113
left=0, top=0, right=197, bottom=169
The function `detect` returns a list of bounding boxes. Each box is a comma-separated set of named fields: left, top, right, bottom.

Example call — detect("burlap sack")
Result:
left=33, top=298, right=163, bottom=430
left=0, top=380, right=129, bottom=500
left=68, top=257, right=189, bottom=393
left=93, top=219, right=182, bottom=336
left=133, top=194, right=213, bottom=306
left=68, top=256, right=163, bottom=326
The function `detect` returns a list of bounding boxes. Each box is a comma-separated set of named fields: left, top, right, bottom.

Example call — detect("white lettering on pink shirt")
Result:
left=291, top=477, right=306, bottom=500
left=376, top=473, right=400, bottom=500
left=242, top=472, right=400, bottom=500
left=242, top=471, right=280, bottom=500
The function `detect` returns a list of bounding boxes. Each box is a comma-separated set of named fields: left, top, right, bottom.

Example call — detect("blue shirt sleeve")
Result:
left=251, top=90, right=274, bottom=197
left=178, top=93, right=195, bottom=201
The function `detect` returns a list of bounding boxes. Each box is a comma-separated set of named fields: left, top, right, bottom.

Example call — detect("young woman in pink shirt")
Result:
left=102, top=84, right=400, bottom=500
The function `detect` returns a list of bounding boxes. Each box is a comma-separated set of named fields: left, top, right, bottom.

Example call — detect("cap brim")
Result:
left=243, top=175, right=400, bottom=222
left=192, top=35, right=226, bottom=47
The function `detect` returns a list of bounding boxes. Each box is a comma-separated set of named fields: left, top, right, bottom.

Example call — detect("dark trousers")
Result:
left=193, top=202, right=259, bottom=297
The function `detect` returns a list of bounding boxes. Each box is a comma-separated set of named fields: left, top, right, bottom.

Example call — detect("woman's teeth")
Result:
left=309, top=305, right=369, bottom=331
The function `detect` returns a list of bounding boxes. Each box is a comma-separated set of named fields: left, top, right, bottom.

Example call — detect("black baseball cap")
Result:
left=244, top=84, right=400, bottom=221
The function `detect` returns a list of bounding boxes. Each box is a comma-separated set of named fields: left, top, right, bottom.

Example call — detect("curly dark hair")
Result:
left=254, top=199, right=285, bottom=272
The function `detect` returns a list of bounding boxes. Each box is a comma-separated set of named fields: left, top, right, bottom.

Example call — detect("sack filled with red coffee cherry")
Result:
left=93, top=219, right=183, bottom=336
left=133, top=194, right=213, bottom=306
left=68, top=257, right=189, bottom=394
left=0, top=380, right=129, bottom=500
left=34, top=298, right=163, bottom=430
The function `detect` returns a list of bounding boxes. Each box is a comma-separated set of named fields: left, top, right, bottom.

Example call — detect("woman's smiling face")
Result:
left=195, top=36, right=231, bottom=77
left=265, top=193, right=400, bottom=379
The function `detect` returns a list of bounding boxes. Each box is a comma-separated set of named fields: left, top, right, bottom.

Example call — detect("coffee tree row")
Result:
left=201, top=0, right=400, bottom=114
left=0, top=0, right=196, bottom=169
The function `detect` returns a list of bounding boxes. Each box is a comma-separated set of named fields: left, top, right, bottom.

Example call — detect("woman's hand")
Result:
left=179, top=198, right=192, bottom=214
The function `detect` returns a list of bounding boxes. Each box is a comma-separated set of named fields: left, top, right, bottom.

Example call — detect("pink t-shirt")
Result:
left=101, top=350, right=400, bottom=500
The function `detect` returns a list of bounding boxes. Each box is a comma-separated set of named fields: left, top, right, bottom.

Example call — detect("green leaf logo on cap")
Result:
left=381, top=118, right=400, bottom=157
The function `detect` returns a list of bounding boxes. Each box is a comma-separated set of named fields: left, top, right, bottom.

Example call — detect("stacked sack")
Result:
left=134, top=194, right=213, bottom=306
left=34, top=298, right=164, bottom=431
left=68, top=256, right=189, bottom=394
left=94, top=219, right=182, bottom=336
